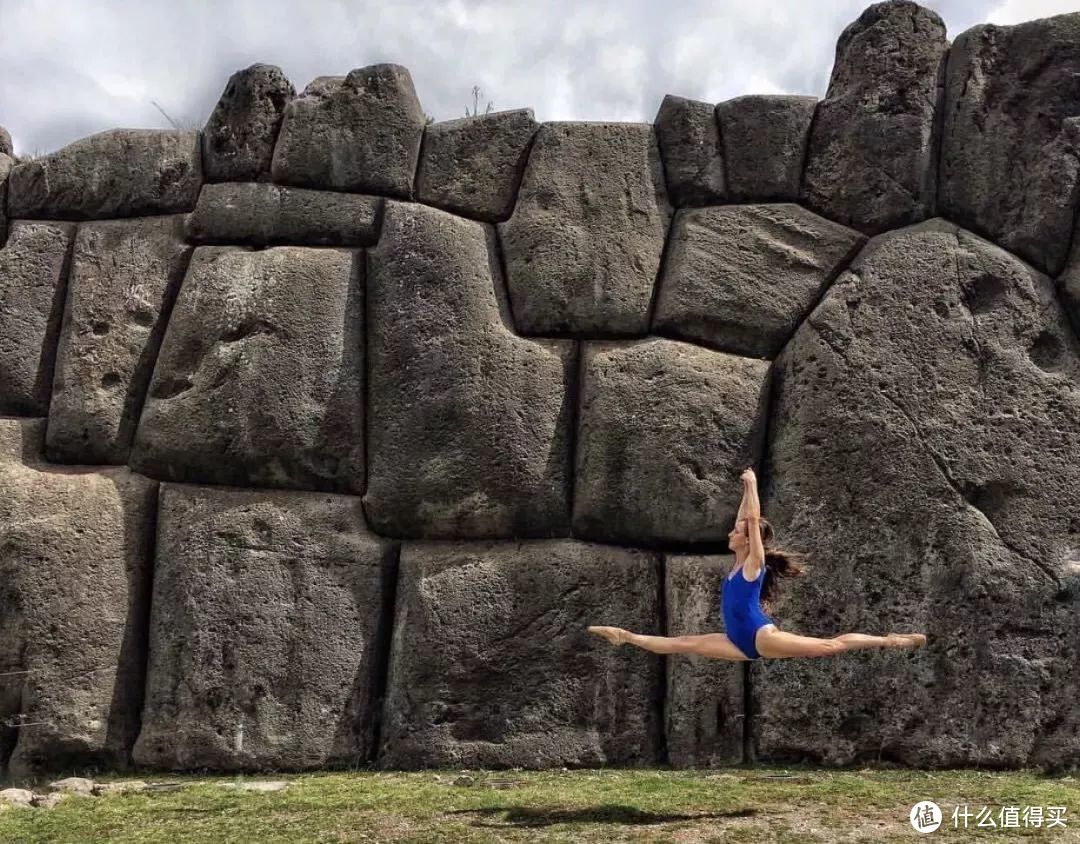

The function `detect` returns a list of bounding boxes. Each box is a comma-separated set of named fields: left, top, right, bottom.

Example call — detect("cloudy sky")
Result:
left=1, top=0, right=1077, bottom=155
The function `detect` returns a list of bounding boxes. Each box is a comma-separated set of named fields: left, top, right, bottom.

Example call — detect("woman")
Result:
left=588, top=467, right=926, bottom=660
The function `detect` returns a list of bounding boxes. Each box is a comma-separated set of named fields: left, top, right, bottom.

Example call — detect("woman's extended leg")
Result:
left=755, top=625, right=926, bottom=659
left=587, top=626, right=748, bottom=661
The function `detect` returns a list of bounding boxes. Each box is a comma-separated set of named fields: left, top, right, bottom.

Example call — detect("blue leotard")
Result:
left=720, top=564, right=774, bottom=660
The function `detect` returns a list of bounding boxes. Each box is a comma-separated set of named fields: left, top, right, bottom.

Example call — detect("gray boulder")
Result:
left=133, top=484, right=396, bottom=771
left=652, top=204, right=865, bottom=358
left=665, top=554, right=745, bottom=767
left=46, top=216, right=190, bottom=464
left=365, top=201, right=573, bottom=538
left=0, top=221, right=76, bottom=416
left=7, top=129, right=201, bottom=219
left=378, top=540, right=663, bottom=768
left=801, top=1, right=947, bottom=232
left=757, top=220, right=1080, bottom=768
left=0, top=418, right=156, bottom=777
left=186, top=182, right=381, bottom=246
left=939, top=14, right=1080, bottom=276
left=573, top=338, right=771, bottom=546
left=130, top=245, right=364, bottom=492
left=717, top=95, right=816, bottom=201
left=500, top=123, right=671, bottom=335
left=203, top=63, right=296, bottom=182
left=416, top=109, right=538, bottom=221
left=0, top=126, right=11, bottom=156
left=271, top=65, right=425, bottom=198
left=0, top=152, right=14, bottom=243
left=653, top=95, right=725, bottom=206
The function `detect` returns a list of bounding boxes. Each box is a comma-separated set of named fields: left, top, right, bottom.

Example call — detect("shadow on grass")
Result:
left=448, top=805, right=756, bottom=828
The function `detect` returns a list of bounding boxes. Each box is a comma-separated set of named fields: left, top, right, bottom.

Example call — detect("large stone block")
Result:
left=416, top=109, right=538, bottom=222
left=0, top=126, right=11, bottom=157
left=203, top=63, right=296, bottom=182
left=801, top=1, right=947, bottom=232
left=186, top=182, right=381, bottom=247
left=46, top=216, right=190, bottom=464
left=717, top=95, right=816, bottom=202
left=665, top=554, right=745, bottom=767
left=940, top=14, right=1080, bottom=276
left=133, top=484, right=396, bottom=771
left=7, top=129, right=202, bottom=220
left=573, top=338, right=771, bottom=546
left=500, top=123, right=671, bottom=335
left=130, top=245, right=364, bottom=492
left=364, top=201, right=574, bottom=539
left=271, top=65, right=425, bottom=198
left=0, top=152, right=13, bottom=244
left=757, top=220, right=1080, bottom=768
left=0, top=418, right=156, bottom=777
left=653, top=205, right=865, bottom=358
left=653, top=95, right=725, bottom=206
left=0, top=221, right=75, bottom=415
left=378, top=540, right=663, bottom=769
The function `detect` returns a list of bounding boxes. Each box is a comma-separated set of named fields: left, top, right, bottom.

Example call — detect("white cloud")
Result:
left=986, top=0, right=1080, bottom=23
left=0, top=0, right=1055, bottom=155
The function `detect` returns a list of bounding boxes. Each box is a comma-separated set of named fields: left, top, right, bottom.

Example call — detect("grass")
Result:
left=0, top=765, right=1077, bottom=843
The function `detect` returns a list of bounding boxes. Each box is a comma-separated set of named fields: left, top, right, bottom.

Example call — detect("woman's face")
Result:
left=728, top=518, right=749, bottom=552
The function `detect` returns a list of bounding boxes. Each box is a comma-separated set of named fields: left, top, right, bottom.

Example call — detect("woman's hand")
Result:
left=740, top=467, right=757, bottom=486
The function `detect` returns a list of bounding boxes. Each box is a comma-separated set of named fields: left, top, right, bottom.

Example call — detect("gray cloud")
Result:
left=0, top=0, right=1075, bottom=155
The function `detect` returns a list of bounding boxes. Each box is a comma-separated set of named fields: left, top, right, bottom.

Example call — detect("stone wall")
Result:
left=1, top=0, right=1079, bottom=777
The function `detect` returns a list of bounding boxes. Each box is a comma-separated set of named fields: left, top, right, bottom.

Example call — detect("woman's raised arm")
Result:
left=740, top=467, right=766, bottom=577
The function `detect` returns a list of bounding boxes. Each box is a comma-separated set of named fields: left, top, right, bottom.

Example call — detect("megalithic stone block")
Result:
left=46, top=215, right=190, bottom=464
left=573, top=338, right=771, bottom=547
left=939, top=14, right=1080, bottom=276
left=130, top=245, right=365, bottom=493
left=186, top=182, right=381, bottom=247
left=203, top=63, right=296, bottom=182
left=652, top=204, right=865, bottom=359
left=801, top=1, right=947, bottom=233
left=378, top=540, right=663, bottom=769
left=0, top=221, right=76, bottom=416
left=0, top=418, right=157, bottom=778
left=758, top=219, right=1080, bottom=767
left=0, top=152, right=13, bottom=244
left=416, top=109, right=538, bottom=222
left=271, top=65, right=425, bottom=198
left=665, top=554, right=746, bottom=767
left=716, top=95, right=816, bottom=202
left=500, top=122, right=671, bottom=335
left=7, top=129, right=202, bottom=220
left=364, top=201, right=574, bottom=539
left=133, top=484, right=396, bottom=771
left=653, top=95, right=725, bottom=206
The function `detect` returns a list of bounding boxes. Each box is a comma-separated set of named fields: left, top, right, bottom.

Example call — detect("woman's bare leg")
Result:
left=755, top=625, right=926, bottom=659
left=587, top=626, right=748, bottom=661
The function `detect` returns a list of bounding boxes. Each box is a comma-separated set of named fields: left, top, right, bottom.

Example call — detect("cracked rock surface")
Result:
left=758, top=219, right=1080, bottom=767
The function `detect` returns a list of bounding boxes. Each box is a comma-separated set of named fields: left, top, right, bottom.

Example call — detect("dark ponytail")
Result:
left=758, top=518, right=806, bottom=607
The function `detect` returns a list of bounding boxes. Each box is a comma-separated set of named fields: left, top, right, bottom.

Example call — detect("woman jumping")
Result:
left=588, top=467, right=926, bottom=660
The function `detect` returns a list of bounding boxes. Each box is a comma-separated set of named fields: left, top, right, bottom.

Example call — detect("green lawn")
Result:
left=1, top=766, right=1077, bottom=843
